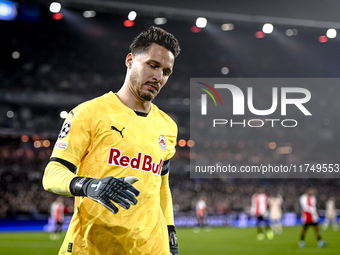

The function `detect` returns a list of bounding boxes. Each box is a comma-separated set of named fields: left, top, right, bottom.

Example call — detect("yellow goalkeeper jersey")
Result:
left=51, top=92, right=177, bottom=255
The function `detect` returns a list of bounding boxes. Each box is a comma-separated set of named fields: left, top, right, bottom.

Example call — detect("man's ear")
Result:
left=125, top=53, right=134, bottom=69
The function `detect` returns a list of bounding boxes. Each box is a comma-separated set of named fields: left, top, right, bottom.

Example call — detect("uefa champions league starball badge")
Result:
left=58, top=122, right=71, bottom=139
left=158, top=135, right=167, bottom=151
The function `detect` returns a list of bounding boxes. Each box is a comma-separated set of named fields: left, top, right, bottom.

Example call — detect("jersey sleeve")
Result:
left=51, top=104, right=92, bottom=167
left=159, top=117, right=177, bottom=226
left=160, top=160, right=175, bottom=226
left=159, top=110, right=177, bottom=161
left=164, top=130, right=177, bottom=161
left=43, top=104, right=92, bottom=196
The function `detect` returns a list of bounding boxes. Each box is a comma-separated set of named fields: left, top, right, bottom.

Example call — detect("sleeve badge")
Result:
left=58, top=122, right=71, bottom=139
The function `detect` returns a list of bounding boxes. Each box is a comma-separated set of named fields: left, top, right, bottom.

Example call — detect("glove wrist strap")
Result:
left=70, top=177, right=92, bottom=196
left=168, top=225, right=176, bottom=233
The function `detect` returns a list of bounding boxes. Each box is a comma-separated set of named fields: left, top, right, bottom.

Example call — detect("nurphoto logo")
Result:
left=197, top=82, right=312, bottom=128
left=190, top=78, right=338, bottom=179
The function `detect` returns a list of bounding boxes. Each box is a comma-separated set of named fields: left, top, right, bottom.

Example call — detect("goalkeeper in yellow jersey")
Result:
left=42, top=26, right=180, bottom=255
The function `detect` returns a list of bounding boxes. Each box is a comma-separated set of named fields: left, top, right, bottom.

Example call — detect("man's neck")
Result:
left=116, top=88, right=151, bottom=113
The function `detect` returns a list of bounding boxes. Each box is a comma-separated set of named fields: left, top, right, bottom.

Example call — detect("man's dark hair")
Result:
left=129, top=26, right=180, bottom=58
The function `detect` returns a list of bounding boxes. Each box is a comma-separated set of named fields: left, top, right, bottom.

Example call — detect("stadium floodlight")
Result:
left=326, top=28, right=337, bottom=38
left=128, top=11, right=137, bottom=21
left=0, top=0, right=17, bottom=21
left=34, top=141, right=41, bottom=148
left=286, top=29, right=298, bottom=36
left=276, top=146, right=292, bottom=154
left=191, top=26, right=201, bottom=33
left=178, top=139, right=186, bottom=147
left=83, top=10, right=96, bottom=18
left=221, top=23, right=234, bottom=31
left=221, top=67, right=229, bottom=75
left=12, top=51, right=20, bottom=59
left=123, top=20, right=134, bottom=27
left=196, top=17, right=207, bottom=28
left=255, top=31, right=265, bottom=38
left=183, top=98, right=190, bottom=105
left=319, top=35, right=328, bottom=43
left=262, top=23, right=274, bottom=34
left=52, top=13, right=63, bottom=20
left=285, top=29, right=293, bottom=36
left=60, top=111, right=68, bottom=119
left=49, top=2, right=61, bottom=13
left=268, top=142, right=277, bottom=149
left=6, top=110, right=14, bottom=118
left=187, top=140, right=195, bottom=147
left=21, top=135, right=29, bottom=142
left=43, top=140, right=51, bottom=147
left=154, top=17, right=167, bottom=25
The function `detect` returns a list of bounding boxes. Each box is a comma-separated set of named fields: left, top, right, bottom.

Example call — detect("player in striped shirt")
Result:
left=251, top=187, right=274, bottom=240
left=50, top=197, right=65, bottom=240
left=299, top=188, right=327, bottom=248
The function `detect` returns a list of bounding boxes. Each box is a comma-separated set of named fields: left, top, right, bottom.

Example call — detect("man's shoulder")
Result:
left=152, top=104, right=178, bottom=129
left=82, top=92, right=114, bottom=107
left=300, top=193, right=307, bottom=200
left=75, top=92, right=114, bottom=113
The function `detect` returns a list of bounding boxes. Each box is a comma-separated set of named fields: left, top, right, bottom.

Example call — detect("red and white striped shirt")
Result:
left=51, top=201, right=65, bottom=223
left=251, top=193, right=269, bottom=217
left=300, top=193, right=319, bottom=224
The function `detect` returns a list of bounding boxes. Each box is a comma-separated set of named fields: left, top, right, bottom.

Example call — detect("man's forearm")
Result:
left=160, top=176, right=175, bottom=226
left=42, top=161, right=76, bottom=196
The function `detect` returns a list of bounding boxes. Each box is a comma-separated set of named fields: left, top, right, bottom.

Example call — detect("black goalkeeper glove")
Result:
left=168, top=225, right=179, bottom=255
left=70, top=176, right=140, bottom=214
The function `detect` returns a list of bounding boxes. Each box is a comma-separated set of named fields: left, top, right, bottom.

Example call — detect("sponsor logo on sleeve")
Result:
left=55, top=141, right=68, bottom=150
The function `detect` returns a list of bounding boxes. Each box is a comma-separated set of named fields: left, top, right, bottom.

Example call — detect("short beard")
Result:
left=138, top=89, right=153, bottom=101
left=129, top=70, right=154, bottom=102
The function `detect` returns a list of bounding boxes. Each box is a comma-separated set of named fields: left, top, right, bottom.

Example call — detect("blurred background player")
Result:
left=50, top=197, right=65, bottom=240
left=322, top=197, right=338, bottom=232
left=299, top=188, right=327, bottom=248
left=269, top=192, right=284, bottom=235
left=194, top=196, right=208, bottom=233
left=251, top=187, right=273, bottom=240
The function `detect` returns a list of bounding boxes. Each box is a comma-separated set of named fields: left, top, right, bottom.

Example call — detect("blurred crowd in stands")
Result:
left=0, top=143, right=339, bottom=218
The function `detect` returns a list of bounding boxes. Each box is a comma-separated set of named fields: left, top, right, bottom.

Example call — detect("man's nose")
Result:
left=152, top=69, right=163, bottom=82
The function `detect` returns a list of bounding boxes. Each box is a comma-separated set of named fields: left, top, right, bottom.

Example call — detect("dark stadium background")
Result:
left=0, top=0, right=340, bottom=234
